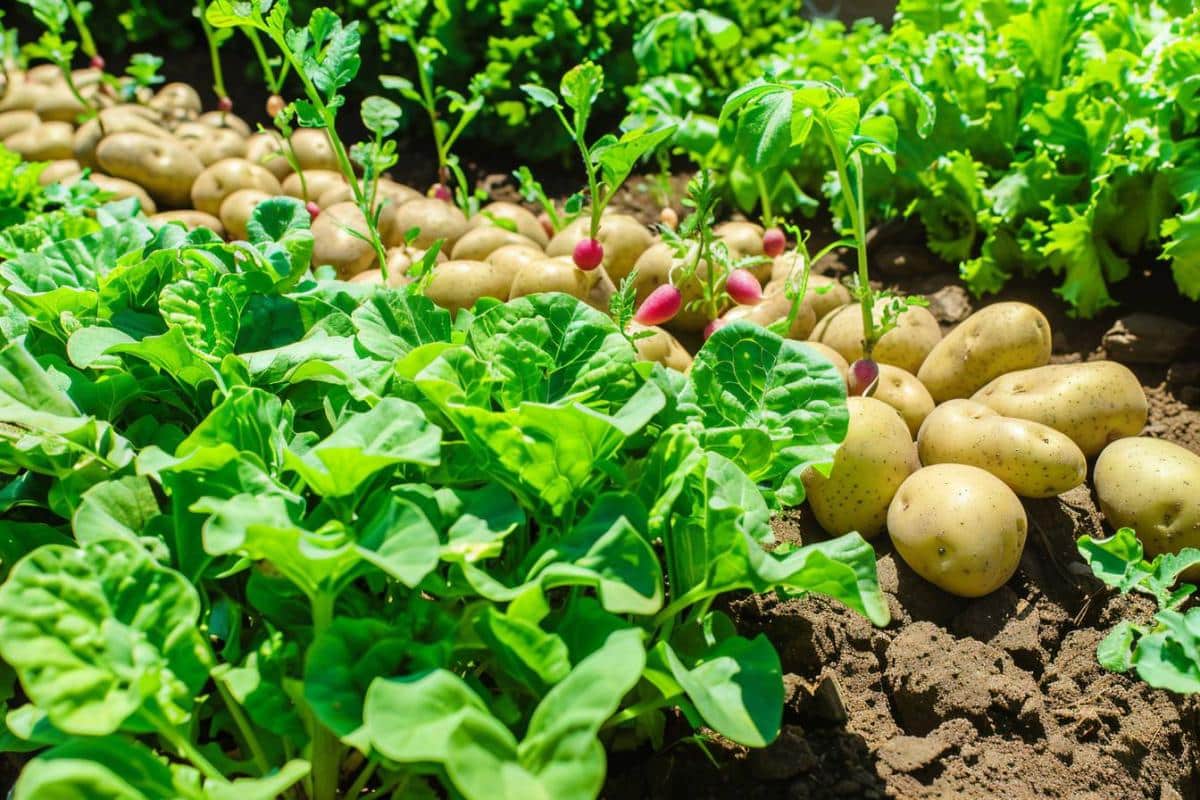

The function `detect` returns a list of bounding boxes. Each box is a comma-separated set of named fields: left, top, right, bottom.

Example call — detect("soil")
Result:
left=592, top=178, right=1200, bottom=800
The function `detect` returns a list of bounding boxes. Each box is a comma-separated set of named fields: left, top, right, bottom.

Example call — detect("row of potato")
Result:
left=6, top=73, right=1196, bottom=600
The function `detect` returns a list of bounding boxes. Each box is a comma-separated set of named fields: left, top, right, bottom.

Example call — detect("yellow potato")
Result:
left=810, top=302, right=941, bottom=375
left=311, top=202, right=379, bottom=279
left=177, top=124, right=247, bottom=165
left=96, top=132, right=204, bottom=207
left=149, top=83, right=203, bottom=117
left=546, top=214, right=652, bottom=282
left=888, top=464, right=1028, bottom=598
left=468, top=201, right=549, bottom=248
left=5, top=121, right=74, bottom=161
left=425, top=260, right=512, bottom=316
left=350, top=246, right=445, bottom=288
left=721, top=290, right=817, bottom=340
left=319, top=178, right=420, bottom=211
left=714, top=220, right=770, bottom=281
left=245, top=131, right=291, bottom=180
left=38, top=159, right=81, bottom=187
left=802, top=396, right=919, bottom=539
left=151, top=210, right=225, bottom=237
left=191, top=158, right=284, bottom=217
left=971, top=361, right=1147, bottom=457
left=917, top=302, right=1052, bottom=403
left=290, top=128, right=340, bottom=171
left=218, top=188, right=272, bottom=241
left=282, top=169, right=345, bottom=203
left=83, top=173, right=158, bottom=215
left=450, top=226, right=542, bottom=262
left=873, top=365, right=935, bottom=439
left=1094, top=438, right=1200, bottom=564
left=766, top=271, right=851, bottom=321
left=630, top=322, right=692, bottom=373
left=917, top=399, right=1086, bottom=497
left=34, top=85, right=87, bottom=123
left=389, top=198, right=468, bottom=250
left=486, top=244, right=545, bottom=289
left=0, top=80, right=41, bottom=113
left=197, top=111, right=252, bottom=137
left=0, top=110, right=38, bottom=140
left=73, top=107, right=172, bottom=170
left=508, top=257, right=592, bottom=302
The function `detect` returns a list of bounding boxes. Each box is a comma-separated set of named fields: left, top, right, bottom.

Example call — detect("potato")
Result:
left=151, top=210, right=225, bottom=237
left=0, top=80, right=40, bottom=113
left=486, top=243, right=545, bottom=288
left=971, top=361, right=1147, bottom=457
left=796, top=341, right=850, bottom=383
left=96, top=132, right=204, bottom=207
left=629, top=242, right=723, bottom=333
left=311, top=202, right=379, bottom=278
left=319, top=178, right=420, bottom=211
left=191, top=158, right=284, bottom=217
left=509, top=257, right=592, bottom=302
left=176, top=123, right=247, bottom=165
left=84, top=174, right=158, bottom=215
left=389, top=198, right=468, bottom=250
left=715, top=220, right=770, bottom=281
left=916, top=399, right=1086, bottom=497
left=766, top=271, right=851, bottom=321
left=468, top=201, right=549, bottom=248
left=282, top=169, right=345, bottom=203
left=25, top=65, right=65, bottom=85
left=38, top=159, right=82, bottom=186
left=349, top=245, right=444, bottom=287
left=887, top=464, right=1027, bottom=598
left=245, top=131, right=291, bottom=180
left=34, top=85, right=87, bottom=123
left=546, top=214, right=652, bottom=281
left=0, top=110, right=38, bottom=140
left=917, top=302, right=1052, bottom=402
left=5, top=121, right=74, bottom=161
left=450, top=226, right=542, bottom=261
left=197, top=111, right=252, bottom=137
left=630, top=322, right=692, bottom=373
left=721, top=290, right=817, bottom=340
left=425, top=260, right=512, bottom=316
left=72, top=106, right=171, bottom=170
left=810, top=302, right=941, bottom=375
left=802, top=396, right=919, bottom=539
left=873, top=365, right=935, bottom=439
left=218, top=188, right=272, bottom=241
left=149, top=83, right=203, bottom=117
left=1094, top=438, right=1200, bottom=563
left=290, top=128, right=340, bottom=172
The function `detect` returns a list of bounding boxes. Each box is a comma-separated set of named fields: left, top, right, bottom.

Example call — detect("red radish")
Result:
left=573, top=237, right=604, bottom=271
left=537, top=212, right=555, bottom=239
left=90, top=55, right=106, bottom=71
left=704, top=318, right=729, bottom=340
left=218, top=96, right=234, bottom=113
left=763, top=227, right=786, bottom=257
left=725, top=269, right=763, bottom=305
left=634, top=284, right=682, bottom=326
left=429, top=183, right=452, bottom=202
left=306, top=201, right=321, bottom=221
left=848, top=358, right=880, bottom=396
left=659, top=207, right=679, bottom=229
left=266, top=94, right=285, bottom=117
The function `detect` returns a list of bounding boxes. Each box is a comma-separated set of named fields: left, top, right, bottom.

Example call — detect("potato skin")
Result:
left=508, top=257, right=592, bottom=302
left=802, top=396, right=919, bottom=539
left=289, top=128, right=340, bottom=171
left=425, top=260, right=512, bottom=317
left=971, top=361, right=1147, bottom=457
left=486, top=244, right=545, bottom=289
left=468, top=201, right=549, bottom=248
left=546, top=214, right=652, bottom=282
left=1094, top=438, right=1200, bottom=563
left=888, top=464, right=1028, bottom=598
left=721, top=290, right=817, bottom=340
left=714, top=221, right=769, bottom=282
left=244, top=132, right=291, bottom=180
left=151, top=210, right=225, bottom=237
left=96, top=131, right=204, bottom=207
left=390, top=198, right=468, bottom=250
left=917, top=399, right=1086, bottom=497
left=218, top=189, right=271, bottom=241
left=38, top=159, right=82, bottom=187
left=450, top=226, right=542, bottom=262
left=810, top=303, right=941, bottom=375
left=630, top=322, right=692, bottom=373
left=282, top=169, right=345, bottom=203
left=0, top=110, right=39, bottom=140
left=84, top=174, right=158, bottom=215
left=873, top=365, right=935, bottom=439
left=5, top=121, right=74, bottom=161
left=191, top=158, right=283, bottom=217
left=73, top=107, right=172, bottom=170
left=766, top=270, right=851, bottom=321
left=311, top=202, right=378, bottom=279
left=917, top=302, right=1052, bottom=402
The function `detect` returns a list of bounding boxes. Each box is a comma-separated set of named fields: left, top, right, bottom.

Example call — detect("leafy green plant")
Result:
left=523, top=61, right=674, bottom=269
left=19, top=0, right=102, bottom=126
left=1078, top=527, right=1200, bottom=693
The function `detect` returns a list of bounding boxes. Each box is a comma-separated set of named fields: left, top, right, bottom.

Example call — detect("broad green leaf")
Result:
left=204, top=761, right=311, bottom=800
left=1133, top=608, right=1200, bottom=693
left=733, top=87, right=793, bottom=170
left=475, top=608, right=571, bottom=694
left=362, top=95, right=403, bottom=137
left=351, top=289, right=453, bottom=361
left=72, top=475, right=162, bottom=545
left=245, top=196, right=314, bottom=283
left=560, top=62, right=604, bottom=130
left=12, top=737, right=177, bottom=800
left=1096, top=620, right=1138, bottom=673
left=0, top=540, right=209, bottom=736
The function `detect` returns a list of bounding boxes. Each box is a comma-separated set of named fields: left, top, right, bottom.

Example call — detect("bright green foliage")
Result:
left=1078, top=527, right=1200, bottom=692
left=0, top=197, right=887, bottom=798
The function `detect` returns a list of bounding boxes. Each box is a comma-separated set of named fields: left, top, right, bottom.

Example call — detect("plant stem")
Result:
left=572, top=125, right=603, bottom=240
left=65, top=0, right=96, bottom=58
left=361, top=775, right=405, bottom=800
left=214, top=676, right=271, bottom=775
left=820, top=119, right=875, bottom=357
left=196, top=1, right=228, bottom=99
left=244, top=28, right=279, bottom=91
left=754, top=172, right=774, bottom=228
left=151, top=714, right=225, bottom=784
left=310, top=592, right=341, bottom=800
left=345, top=759, right=379, bottom=797
left=602, top=694, right=680, bottom=730
left=410, top=42, right=447, bottom=185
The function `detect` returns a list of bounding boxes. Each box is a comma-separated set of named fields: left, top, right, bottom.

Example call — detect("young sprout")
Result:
left=20, top=2, right=100, bottom=129
left=193, top=0, right=232, bottom=110
left=513, top=165, right=584, bottom=235
left=523, top=61, right=674, bottom=271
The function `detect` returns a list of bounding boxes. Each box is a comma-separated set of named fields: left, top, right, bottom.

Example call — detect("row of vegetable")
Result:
left=0, top=0, right=1199, bottom=797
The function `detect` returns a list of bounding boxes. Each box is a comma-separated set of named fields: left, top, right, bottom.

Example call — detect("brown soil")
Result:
left=597, top=178, right=1200, bottom=800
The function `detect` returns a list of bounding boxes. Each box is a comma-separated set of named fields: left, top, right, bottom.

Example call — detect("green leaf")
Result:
left=1133, top=608, right=1200, bottom=694
left=560, top=62, right=604, bottom=130
left=1096, top=620, right=1138, bottom=673
left=245, top=196, right=314, bottom=283
left=592, top=125, right=677, bottom=194
left=733, top=87, right=794, bottom=170
left=351, top=288, right=453, bottom=361
left=0, top=540, right=209, bottom=736
left=72, top=475, right=162, bottom=546
left=12, top=737, right=177, bottom=800
left=475, top=608, right=571, bottom=694
left=362, top=95, right=403, bottom=138
left=520, top=84, right=560, bottom=110
left=204, top=761, right=311, bottom=800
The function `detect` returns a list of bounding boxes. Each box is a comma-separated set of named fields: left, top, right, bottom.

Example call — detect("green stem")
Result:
left=244, top=28, right=279, bottom=91
left=411, top=42, right=447, bottom=185
left=345, top=759, right=379, bottom=798
left=821, top=119, right=874, bottom=357
left=754, top=172, right=774, bottom=228
left=310, top=592, right=341, bottom=800
left=150, top=714, right=224, bottom=784
left=214, top=676, right=271, bottom=775
left=196, top=1, right=227, bottom=99
left=58, top=62, right=99, bottom=134
left=572, top=125, right=602, bottom=240
left=361, top=775, right=405, bottom=800
left=602, top=694, right=680, bottom=730
left=65, top=0, right=96, bottom=58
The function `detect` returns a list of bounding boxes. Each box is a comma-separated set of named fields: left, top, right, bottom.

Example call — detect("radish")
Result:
left=430, top=183, right=452, bottom=202
left=573, top=238, right=604, bottom=271
left=218, top=96, right=234, bottom=113
left=634, top=284, right=682, bottom=326
left=306, top=201, right=321, bottom=221
left=763, top=227, right=786, bottom=257
left=266, top=94, right=285, bottom=118
left=848, top=358, right=879, bottom=396
left=725, top=269, right=763, bottom=305
left=90, top=55, right=106, bottom=71
left=704, top=317, right=729, bottom=340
